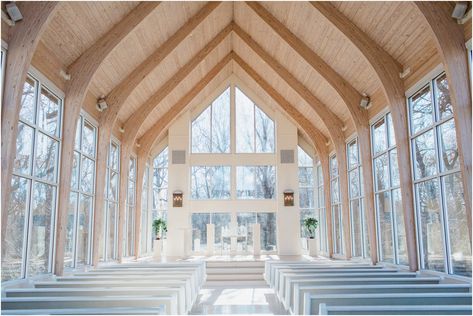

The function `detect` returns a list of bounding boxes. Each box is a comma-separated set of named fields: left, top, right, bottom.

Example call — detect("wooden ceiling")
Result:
left=29, top=1, right=465, bottom=150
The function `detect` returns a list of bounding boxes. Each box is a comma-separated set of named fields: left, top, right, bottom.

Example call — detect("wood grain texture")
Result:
left=1, top=1, right=60, bottom=258
left=53, top=2, right=161, bottom=272
left=414, top=1, right=472, bottom=241
left=138, top=52, right=233, bottom=156
left=312, top=1, right=418, bottom=270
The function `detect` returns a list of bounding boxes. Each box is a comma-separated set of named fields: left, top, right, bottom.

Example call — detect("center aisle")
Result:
left=190, top=259, right=287, bottom=315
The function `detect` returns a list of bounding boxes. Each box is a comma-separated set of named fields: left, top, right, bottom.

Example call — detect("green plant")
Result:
left=152, top=218, right=167, bottom=240
left=303, top=217, right=319, bottom=239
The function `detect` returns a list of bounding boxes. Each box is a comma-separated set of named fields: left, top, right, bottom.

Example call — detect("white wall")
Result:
left=165, top=76, right=301, bottom=257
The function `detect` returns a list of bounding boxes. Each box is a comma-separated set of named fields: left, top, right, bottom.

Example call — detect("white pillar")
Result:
left=253, top=223, right=261, bottom=256
left=206, top=223, right=215, bottom=256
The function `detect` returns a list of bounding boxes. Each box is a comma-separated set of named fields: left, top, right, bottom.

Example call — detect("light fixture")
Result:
left=96, top=97, right=108, bottom=112
left=119, top=126, right=125, bottom=133
left=452, top=2, right=469, bottom=19
left=173, top=191, right=183, bottom=207
left=359, top=93, right=370, bottom=109
left=283, top=190, right=294, bottom=207
left=5, top=2, right=23, bottom=22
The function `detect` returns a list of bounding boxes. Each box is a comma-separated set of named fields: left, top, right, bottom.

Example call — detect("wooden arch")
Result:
left=1, top=1, right=59, bottom=258
left=245, top=2, right=378, bottom=263
left=311, top=1, right=418, bottom=270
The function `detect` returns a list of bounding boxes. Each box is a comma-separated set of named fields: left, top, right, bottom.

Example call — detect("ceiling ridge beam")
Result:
left=103, top=1, right=221, bottom=127
left=233, top=53, right=334, bottom=257
left=57, top=1, right=160, bottom=272
left=312, top=1, right=417, bottom=271
left=138, top=51, right=233, bottom=156
left=246, top=1, right=366, bottom=126
left=122, top=23, right=232, bottom=146
left=232, top=22, right=344, bottom=141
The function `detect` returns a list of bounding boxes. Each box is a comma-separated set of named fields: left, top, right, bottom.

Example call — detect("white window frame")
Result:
left=9, top=70, right=64, bottom=279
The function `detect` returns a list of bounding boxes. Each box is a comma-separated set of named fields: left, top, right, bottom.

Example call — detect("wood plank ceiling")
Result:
left=35, top=1, right=445, bottom=152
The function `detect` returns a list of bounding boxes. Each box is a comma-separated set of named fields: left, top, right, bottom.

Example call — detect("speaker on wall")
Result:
left=280, top=149, right=295, bottom=164
left=172, top=150, right=186, bottom=164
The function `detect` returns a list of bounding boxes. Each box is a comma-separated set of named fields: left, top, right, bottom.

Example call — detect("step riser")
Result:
left=206, top=262, right=265, bottom=268
left=207, top=268, right=264, bottom=274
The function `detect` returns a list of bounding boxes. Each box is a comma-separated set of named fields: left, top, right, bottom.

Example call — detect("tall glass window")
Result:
left=140, top=164, right=150, bottom=255
left=191, top=87, right=230, bottom=153
left=191, top=166, right=231, bottom=199
left=298, top=147, right=315, bottom=250
left=124, top=157, right=136, bottom=257
left=408, top=72, right=471, bottom=276
left=330, top=155, right=343, bottom=255
left=102, top=140, right=120, bottom=261
left=2, top=74, right=62, bottom=281
left=347, top=138, right=370, bottom=258
left=372, top=112, right=407, bottom=265
left=66, top=114, right=96, bottom=268
left=235, top=87, right=275, bottom=153
left=153, top=147, right=168, bottom=220
left=316, top=163, right=328, bottom=254
left=236, top=166, right=275, bottom=199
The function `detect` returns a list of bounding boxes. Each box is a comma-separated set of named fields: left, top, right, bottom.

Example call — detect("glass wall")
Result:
left=298, top=147, right=315, bottom=250
left=316, top=163, right=328, bottom=254
left=236, top=212, right=277, bottom=252
left=102, top=140, right=120, bottom=261
left=372, top=112, right=407, bottom=265
left=408, top=72, right=471, bottom=276
left=236, top=166, right=276, bottom=199
left=3, top=74, right=62, bottom=281
left=347, top=138, right=369, bottom=258
left=330, top=155, right=343, bottom=255
left=66, top=114, right=96, bottom=268
left=151, top=147, right=168, bottom=249
left=191, top=166, right=231, bottom=199
left=124, top=157, right=136, bottom=257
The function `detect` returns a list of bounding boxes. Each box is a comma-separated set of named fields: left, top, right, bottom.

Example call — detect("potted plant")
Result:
left=152, top=218, right=167, bottom=260
left=303, top=217, right=319, bottom=256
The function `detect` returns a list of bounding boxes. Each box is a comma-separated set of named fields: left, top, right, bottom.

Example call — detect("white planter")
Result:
left=153, top=239, right=163, bottom=260
left=308, top=238, right=318, bottom=257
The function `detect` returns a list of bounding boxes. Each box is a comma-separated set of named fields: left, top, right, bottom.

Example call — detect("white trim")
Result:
left=29, top=65, right=64, bottom=99
left=466, top=38, right=472, bottom=51
left=369, top=106, right=391, bottom=125
left=1, top=38, right=8, bottom=50
left=405, top=64, right=444, bottom=98
left=80, top=108, right=99, bottom=128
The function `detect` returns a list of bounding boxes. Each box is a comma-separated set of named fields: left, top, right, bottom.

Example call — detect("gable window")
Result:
left=191, top=87, right=230, bottom=153
left=235, top=87, right=275, bottom=153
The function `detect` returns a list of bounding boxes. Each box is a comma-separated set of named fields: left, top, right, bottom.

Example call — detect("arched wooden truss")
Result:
left=2, top=1, right=471, bottom=274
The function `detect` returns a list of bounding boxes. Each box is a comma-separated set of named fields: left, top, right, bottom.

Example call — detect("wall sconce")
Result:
left=173, top=191, right=183, bottom=207
left=284, top=190, right=294, bottom=207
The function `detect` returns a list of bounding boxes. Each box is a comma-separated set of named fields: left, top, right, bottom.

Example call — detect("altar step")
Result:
left=205, top=261, right=266, bottom=285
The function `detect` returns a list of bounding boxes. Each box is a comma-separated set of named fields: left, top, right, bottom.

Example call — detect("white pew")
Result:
left=1, top=295, right=178, bottom=314
left=303, top=293, right=472, bottom=315
left=35, top=280, right=193, bottom=311
left=318, top=303, right=473, bottom=315
left=5, top=287, right=187, bottom=315
left=292, top=283, right=471, bottom=315
left=283, top=277, right=441, bottom=311
left=274, top=268, right=400, bottom=292
left=56, top=273, right=198, bottom=301
left=1, top=307, right=165, bottom=315
left=277, top=271, right=417, bottom=300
